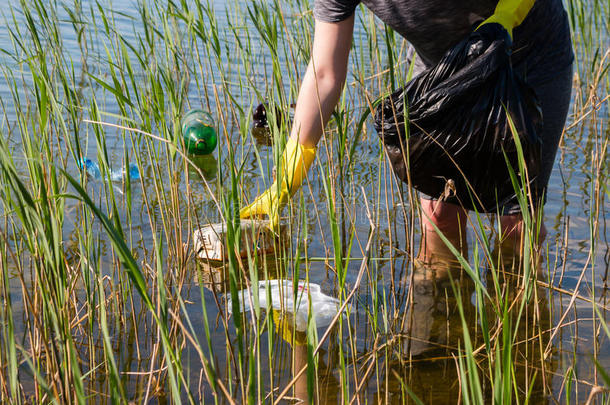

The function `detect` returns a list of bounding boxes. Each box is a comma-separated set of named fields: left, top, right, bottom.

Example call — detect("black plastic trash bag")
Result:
left=374, top=23, right=542, bottom=213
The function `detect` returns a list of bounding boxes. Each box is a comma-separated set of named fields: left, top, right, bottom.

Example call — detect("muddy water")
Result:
left=0, top=0, right=608, bottom=403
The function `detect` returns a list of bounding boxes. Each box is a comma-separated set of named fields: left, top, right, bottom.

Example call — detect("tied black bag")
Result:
left=374, top=23, right=542, bottom=213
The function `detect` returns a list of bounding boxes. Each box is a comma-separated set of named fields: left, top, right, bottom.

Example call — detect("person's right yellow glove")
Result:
left=477, top=0, right=536, bottom=39
left=240, top=137, right=316, bottom=233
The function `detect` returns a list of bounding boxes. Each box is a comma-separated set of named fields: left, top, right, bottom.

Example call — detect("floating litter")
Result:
left=80, top=158, right=102, bottom=180
left=79, top=158, right=140, bottom=182
left=109, top=163, right=140, bottom=181
left=229, top=279, right=349, bottom=332
left=193, top=219, right=285, bottom=261
left=181, top=109, right=218, bottom=155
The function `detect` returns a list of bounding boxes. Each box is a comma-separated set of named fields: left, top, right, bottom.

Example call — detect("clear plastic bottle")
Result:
left=80, top=158, right=101, bottom=179
left=110, top=163, right=140, bottom=182
left=79, top=158, right=140, bottom=182
left=181, top=109, right=218, bottom=155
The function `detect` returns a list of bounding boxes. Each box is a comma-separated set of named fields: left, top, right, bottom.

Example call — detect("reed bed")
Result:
left=0, top=0, right=608, bottom=403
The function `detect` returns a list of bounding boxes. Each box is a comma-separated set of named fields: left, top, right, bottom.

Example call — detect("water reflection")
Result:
left=198, top=225, right=555, bottom=403
left=188, top=154, right=218, bottom=180
left=272, top=311, right=340, bottom=404
left=252, top=126, right=274, bottom=146
left=379, top=228, right=555, bottom=403
left=196, top=254, right=282, bottom=293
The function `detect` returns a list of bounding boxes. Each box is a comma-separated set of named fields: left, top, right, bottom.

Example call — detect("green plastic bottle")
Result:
left=181, top=109, right=218, bottom=155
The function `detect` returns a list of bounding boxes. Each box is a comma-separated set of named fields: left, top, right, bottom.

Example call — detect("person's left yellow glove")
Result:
left=477, top=0, right=535, bottom=39
left=240, top=137, right=316, bottom=233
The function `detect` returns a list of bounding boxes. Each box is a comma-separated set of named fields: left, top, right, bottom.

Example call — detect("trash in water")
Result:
left=251, top=103, right=295, bottom=146
left=79, top=158, right=140, bottom=182
left=252, top=102, right=295, bottom=128
left=253, top=103, right=274, bottom=128
left=110, top=163, right=140, bottom=181
left=181, top=109, right=218, bottom=155
left=229, top=280, right=348, bottom=332
left=193, top=219, right=285, bottom=261
left=80, top=157, right=102, bottom=180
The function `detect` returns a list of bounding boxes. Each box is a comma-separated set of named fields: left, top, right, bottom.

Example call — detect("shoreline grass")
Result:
left=0, top=0, right=608, bottom=403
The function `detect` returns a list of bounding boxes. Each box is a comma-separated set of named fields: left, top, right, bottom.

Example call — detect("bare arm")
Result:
left=290, top=16, right=354, bottom=148
left=240, top=17, right=354, bottom=224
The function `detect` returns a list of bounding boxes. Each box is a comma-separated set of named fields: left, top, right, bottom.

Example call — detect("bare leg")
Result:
left=499, top=214, right=547, bottom=246
left=418, top=198, right=469, bottom=264
left=407, top=198, right=475, bottom=359
left=418, top=197, right=548, bottom=273
left=495, top=213, right=547, bottom=271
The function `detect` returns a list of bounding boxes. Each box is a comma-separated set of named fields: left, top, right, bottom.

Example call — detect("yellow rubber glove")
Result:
left=240, top=137, right=316, bottom=233
left=477, top=0, right=536, bottom=38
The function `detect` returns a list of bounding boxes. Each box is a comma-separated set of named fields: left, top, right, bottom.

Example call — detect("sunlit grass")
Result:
left=0, top=0, right=607, bottom=403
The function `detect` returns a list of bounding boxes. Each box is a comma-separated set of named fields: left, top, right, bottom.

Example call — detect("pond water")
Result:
left=0, top=0, right=608, bottom=403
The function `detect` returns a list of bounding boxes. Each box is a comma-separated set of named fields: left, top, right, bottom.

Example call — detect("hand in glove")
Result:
left=240, top=137, right=316, bottom=233
left=477, top=0, right=535, bottom=38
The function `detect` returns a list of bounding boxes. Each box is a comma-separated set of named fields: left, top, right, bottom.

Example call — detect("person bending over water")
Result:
left=241, top=0, right=573, bottom=258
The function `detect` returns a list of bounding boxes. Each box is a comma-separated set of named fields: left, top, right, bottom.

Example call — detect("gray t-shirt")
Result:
left=313, top=0, right=573, bottom=84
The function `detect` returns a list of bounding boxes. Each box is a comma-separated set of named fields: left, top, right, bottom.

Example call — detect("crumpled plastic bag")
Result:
left=229, top=280, right=348, bottom=332
left=374, top=23, right=542, bottom=212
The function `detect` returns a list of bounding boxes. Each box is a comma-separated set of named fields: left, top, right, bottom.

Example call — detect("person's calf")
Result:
left=498, top=214, right=547, bottom=248
left=419, top=198, right=469, bottom=263
left=495, top=213, right=547, bottom=272
left=420, top=198, right=468, bottom=234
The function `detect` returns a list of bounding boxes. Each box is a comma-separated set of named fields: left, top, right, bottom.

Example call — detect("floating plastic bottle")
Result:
left=251, top=103, right=297, bottom=146
left=109, top=163, right=140, bottom=182
left=80, top=158, right=101, bottom=180
left=79, top=158, right=140, bottom=182
left=252, top=103, right=273, bottom=128
left=229, top=280, right=349, bottom=332
left=181, top=109, right=217, bottom=155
